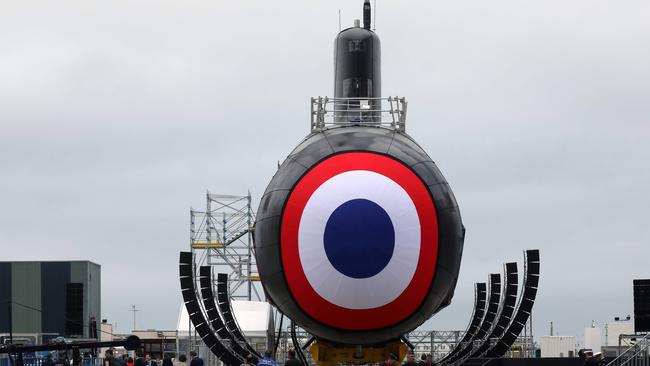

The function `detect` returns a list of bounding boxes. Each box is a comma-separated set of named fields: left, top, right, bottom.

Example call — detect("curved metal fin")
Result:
left=439, top=282, right=487, bottom=363
left=178, top=252, right=242, bottom=366
left=471, top=262, right=519, bottom=358
left=215, top=273, right=263, bottom=359
left=485, top=250, right=540, bottom=358
left=198, top=266, right=260, bottom=363
left=445, top=274, right=501, bottom=364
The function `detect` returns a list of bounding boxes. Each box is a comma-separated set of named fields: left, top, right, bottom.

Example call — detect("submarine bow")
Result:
left=254, top=1, right=464, bottom=346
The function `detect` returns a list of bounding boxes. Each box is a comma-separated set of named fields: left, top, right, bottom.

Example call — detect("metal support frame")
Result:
left=439, top=283, right=487, bottom=364
left=190, top=193, right=261, bottom=301
left=179, top=252, right=243, bottom=366
left=446, top=275, right=502, bottom=365
left=484, top=250, right=539, bottom=358
left=275, top=328, right=314, bottom=365
left=607, top=333, right=650, bottom=366
left=473, top=263, right=519, bottom=358
left=405, top=331, right=465, bottom=361
left=185, top=191, right=541, bottom=365
left=503, top=335, right=534, bottom=359
left=199, top=267, right=259, bottom=362
left=214, top=273, right=262, bottom=360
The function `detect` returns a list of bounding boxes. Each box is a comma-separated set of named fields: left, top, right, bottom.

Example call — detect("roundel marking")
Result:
left=298, top=170, right=421, bottom=309
left=281, top=152, right=439, bottom=330
left=324, top=198, right=396, bottom=279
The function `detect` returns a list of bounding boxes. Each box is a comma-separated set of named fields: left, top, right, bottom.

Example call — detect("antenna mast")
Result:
left=338, top=9, right=342, bottom=32
left=373, top=0, right=377, bottom=31
left=130, top=304, right=139, bottom=331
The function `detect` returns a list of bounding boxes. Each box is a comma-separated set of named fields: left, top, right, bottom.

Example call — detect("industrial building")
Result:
left=0, top=261, right=101, bottom=343
left=606, top=318, right=635, bottom=346
left=602, top=317, right=635, bottom=357
left=584, top=326, right=602, bottom=353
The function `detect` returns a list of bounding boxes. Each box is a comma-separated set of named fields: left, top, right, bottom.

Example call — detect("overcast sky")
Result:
left=1, top=0, right=649, bottom=347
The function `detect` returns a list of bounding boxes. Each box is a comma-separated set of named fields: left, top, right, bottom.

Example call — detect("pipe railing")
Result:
left=606, top=333, right=650, bottom=366
left=310, top=96, right=407, bottom=132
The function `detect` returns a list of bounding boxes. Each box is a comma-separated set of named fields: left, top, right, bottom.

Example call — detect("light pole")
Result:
left=130, top=305, right=139, bottom=331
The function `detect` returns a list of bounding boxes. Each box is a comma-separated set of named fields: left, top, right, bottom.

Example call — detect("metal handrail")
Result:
left=606, top=333, right=650, bottom=366
left=310, top=96, right=407, bottom=132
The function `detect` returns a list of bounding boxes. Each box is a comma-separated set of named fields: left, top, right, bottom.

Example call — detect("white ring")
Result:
left=298, top=170, right=421, bottom=309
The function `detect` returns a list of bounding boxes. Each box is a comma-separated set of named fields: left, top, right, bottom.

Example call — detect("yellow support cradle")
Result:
left=309, top=339, right=408, bottom=366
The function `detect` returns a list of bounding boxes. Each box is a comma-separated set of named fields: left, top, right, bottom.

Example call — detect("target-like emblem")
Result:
left=281, top=152, right=439, bottom=330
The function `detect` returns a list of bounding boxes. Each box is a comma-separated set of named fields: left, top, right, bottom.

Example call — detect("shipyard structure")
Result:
left=0, top=261, right=101, bottom=343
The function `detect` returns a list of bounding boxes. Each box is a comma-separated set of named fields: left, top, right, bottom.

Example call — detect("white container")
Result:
left=540, top=336, right=576, bottom=358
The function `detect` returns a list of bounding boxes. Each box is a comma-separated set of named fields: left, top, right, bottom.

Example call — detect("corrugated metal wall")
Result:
left=0, top=261, right=100, bottom=338
left=11, top=262, right=42, bottom=334
left=41, top=262, right=71, bottom=335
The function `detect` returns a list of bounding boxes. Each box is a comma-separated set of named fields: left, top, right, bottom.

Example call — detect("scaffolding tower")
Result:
left=190, top=192, right=261, bottom=301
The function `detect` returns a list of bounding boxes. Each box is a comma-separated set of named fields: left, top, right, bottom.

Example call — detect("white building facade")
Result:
left=584, top=327, right=602, bottom=353
left=540, top=336, right=576, bottom=358
left=606, top=320, right=634, bottom=346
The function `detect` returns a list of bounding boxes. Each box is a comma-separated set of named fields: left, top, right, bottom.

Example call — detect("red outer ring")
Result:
left=280, top=152, right=439, bottom=330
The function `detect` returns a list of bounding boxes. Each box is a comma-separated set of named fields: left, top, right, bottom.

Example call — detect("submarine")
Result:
left=254, top=0, right=465, bottom=359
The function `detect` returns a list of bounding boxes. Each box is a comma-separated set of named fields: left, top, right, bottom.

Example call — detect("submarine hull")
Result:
left=254, top=127, right=464, bottom=345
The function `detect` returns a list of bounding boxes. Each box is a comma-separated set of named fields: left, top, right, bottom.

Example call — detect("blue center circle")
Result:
left=323, top=198, right=395, bottom=279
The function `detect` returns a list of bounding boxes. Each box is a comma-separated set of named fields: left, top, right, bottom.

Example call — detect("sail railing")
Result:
left=311, top=97, right=407, bottom=132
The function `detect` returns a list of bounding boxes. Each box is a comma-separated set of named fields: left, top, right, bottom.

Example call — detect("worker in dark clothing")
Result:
left=284, top=350, right=302, bottom=366
left=189, top=352, right=203, bottom=366
left=134, top=353, right=145, bottom=366
left=417, top=354, right=426, bottom=366
left=104, top=349, right=121, bottom=366
left=424, top=354, right=434, bottom=366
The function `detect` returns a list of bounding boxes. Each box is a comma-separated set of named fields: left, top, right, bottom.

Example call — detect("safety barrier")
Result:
left=606, top=333, right=650, bottom=366
left=310, top=97, right=407, bottom=132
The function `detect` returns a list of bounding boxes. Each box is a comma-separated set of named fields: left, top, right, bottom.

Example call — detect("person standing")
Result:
left=134, top=353, right=145, bottom=366
left=283, top=350, right=302, bottom=366
left=104, top=349, right=121, bottom=366
left=256, top=351, right=277, bottom=366
left=189, top=352, right=203, bottom=366
left=417, top=354, right=426, bottom=366
left=173, top=354, right=187, bottom=366
left=424, top=354, right=433, bottom=366
left=402, top=352, right=417, bottom=366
